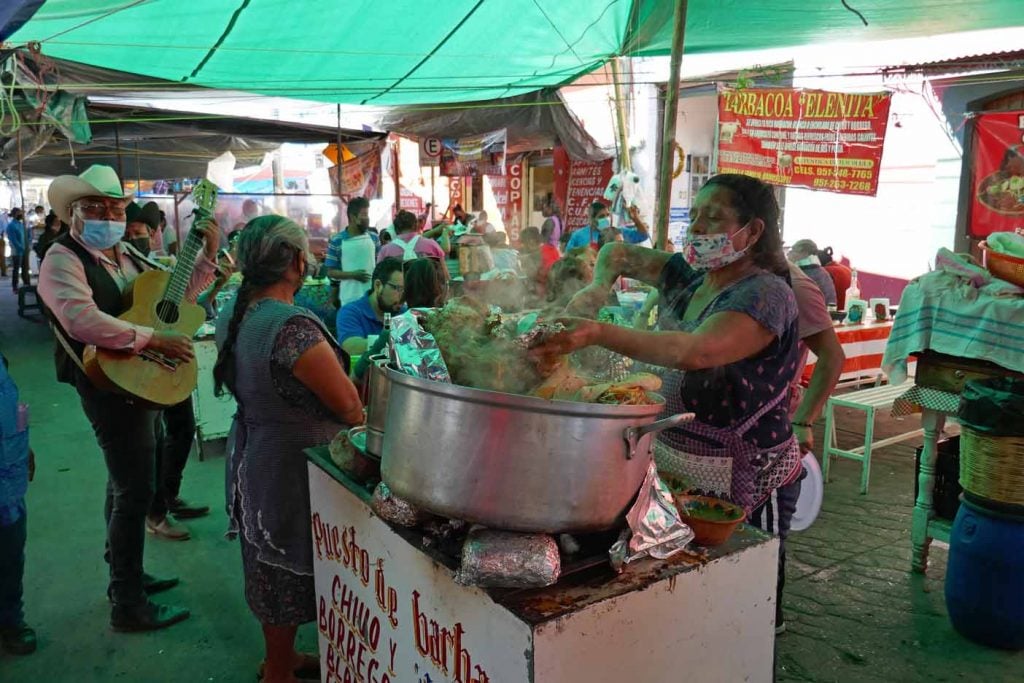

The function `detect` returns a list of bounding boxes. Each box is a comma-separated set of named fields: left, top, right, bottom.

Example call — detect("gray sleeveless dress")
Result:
left=217, top=297, right=348, bottom=624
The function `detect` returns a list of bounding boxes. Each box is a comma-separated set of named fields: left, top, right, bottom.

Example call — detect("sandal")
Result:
left=257, top=653, right=320, bottom=681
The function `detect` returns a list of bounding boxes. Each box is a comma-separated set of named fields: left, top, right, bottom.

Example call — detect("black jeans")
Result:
left=76, top=376, right=159, bottom=606
left=0, top=511, right=26, bottom=627
left=750, top=474, right=803, bottom=625
left=9, top=255, right=29, bottom=290
left=148, top=397, right=197, bottom=519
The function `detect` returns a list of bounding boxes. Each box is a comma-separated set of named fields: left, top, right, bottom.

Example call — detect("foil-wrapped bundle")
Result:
left=515, top=321, right=567, bottom=351
left=609, top=462, right=693, bottom=572
left=455, top=529, right=561, bottom=588
left=371, top=482, right=428, bottom=528
left=387, top=310, right=451, bottom=383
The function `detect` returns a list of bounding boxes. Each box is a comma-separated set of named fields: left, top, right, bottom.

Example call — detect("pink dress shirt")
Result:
left=38, top=234, right=216, bottom=354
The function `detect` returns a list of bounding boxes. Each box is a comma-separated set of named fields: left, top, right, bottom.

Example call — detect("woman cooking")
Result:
left=534, top=173, right=802, bottom=633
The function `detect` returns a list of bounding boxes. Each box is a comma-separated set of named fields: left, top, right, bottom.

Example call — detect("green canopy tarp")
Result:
left=7, top=0, right=1024, bottom=105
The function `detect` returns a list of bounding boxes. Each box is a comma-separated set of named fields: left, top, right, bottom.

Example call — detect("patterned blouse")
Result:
left=269, top=316, right=349, bottom=420
left=658, top=254, right=801, bottom=449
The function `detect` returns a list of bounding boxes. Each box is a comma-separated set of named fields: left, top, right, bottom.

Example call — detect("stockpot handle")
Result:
left=623, top=413, right=695, bottom=460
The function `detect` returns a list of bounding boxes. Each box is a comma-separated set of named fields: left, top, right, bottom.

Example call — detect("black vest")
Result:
left=48, top=235, right=147, bottom=384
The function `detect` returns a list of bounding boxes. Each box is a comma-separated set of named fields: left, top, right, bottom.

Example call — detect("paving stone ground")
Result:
left=0, top=284, right=1021, bottom=682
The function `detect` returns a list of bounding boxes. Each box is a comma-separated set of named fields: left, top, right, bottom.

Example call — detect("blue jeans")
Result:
left=750, top=474, right=803, bottom=625
left=0, top=509, right=26, bottom=627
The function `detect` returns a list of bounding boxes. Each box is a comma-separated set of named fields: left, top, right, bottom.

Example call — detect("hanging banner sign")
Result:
left=716, top=87, right=892, bottom=196
left=490, top=157, right=525, bottom=242
left=328, top=144, right=383, bottom=200
left=399, top=186, right=425, bottom=214
left=439, top=129, right=507, bottom=177
left=418, top=137, right=442, bottom=167
left=968, top=110, right=1024, bottom=239
left=553, top=146, right=614, bottom=232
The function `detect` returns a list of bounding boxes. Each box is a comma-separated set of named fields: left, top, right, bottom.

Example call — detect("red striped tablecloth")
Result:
left=801, top=321, right=900, bottom=384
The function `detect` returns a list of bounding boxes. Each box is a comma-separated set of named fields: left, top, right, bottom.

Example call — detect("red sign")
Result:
left=399, top=186, right=424, bottom=214
left=448, top=176, right=465, bottom=213
left=328, top=143, right=383, bottom=200
left=553, top=146, right=614, bottom=232
left=491, top=159, right=524, bottom=242
left=968, top=110, right=1024, bottom=239
left=717, top=87, right=891, bottom=196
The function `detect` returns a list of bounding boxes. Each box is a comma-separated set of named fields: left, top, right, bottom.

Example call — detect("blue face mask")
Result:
left=80, top=219, right=127, bottom=250
left=596, top=217, right=612, bottom=229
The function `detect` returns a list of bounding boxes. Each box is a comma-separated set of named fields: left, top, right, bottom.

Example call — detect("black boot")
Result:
left=110, top=601, right=190, bottom=633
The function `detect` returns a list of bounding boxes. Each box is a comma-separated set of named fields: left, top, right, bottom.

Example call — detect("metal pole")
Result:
left=655, top=0, right=688, bottom=250
left=135, top=141, right=141, bottom=191
left=336, top=104, right=346, bottom=230
left=16, top=133, right=28, bottom=280
left=114, top=121, right=125, bottom=189
left=610, top=57, right=631, bottom=172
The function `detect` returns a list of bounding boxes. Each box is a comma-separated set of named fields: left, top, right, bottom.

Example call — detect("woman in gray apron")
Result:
left=534, top=173, right=802, bottom=635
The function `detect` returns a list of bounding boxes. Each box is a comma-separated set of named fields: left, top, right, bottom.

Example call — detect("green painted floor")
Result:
left=0, top=285, right=1021, bottom=682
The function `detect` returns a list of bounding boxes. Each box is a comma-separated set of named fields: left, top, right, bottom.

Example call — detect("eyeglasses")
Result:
left=384, top=281, right=405, bottom=294
left=73, top=200, right=127, bottom=220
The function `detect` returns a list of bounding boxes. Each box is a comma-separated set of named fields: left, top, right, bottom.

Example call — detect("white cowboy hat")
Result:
left=48, top=165, right=132, bottom=225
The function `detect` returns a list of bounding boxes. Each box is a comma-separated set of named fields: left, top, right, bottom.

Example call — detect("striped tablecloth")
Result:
left=801, top=320, right=901, bottom=385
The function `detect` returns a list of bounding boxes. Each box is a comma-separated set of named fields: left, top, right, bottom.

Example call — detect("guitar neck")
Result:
left=162, top=210, right=211, bottom=306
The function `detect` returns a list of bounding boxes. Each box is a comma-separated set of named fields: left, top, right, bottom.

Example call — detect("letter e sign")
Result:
left=420, top=138, right=442, bottom=166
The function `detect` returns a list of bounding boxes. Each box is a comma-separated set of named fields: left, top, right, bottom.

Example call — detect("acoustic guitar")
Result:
left=83, top=180, right=219, bottom=407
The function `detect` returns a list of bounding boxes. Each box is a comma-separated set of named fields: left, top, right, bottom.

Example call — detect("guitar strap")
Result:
left=49, top=320, right=89, bottom=376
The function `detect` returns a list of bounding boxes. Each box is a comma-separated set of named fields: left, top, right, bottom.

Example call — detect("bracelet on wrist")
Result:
left=792, top=421, right=813, bottom=428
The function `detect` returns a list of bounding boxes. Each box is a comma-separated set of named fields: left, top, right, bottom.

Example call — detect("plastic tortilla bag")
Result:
left=387, top=310, right=451, bottom=383
left=609, top=463, right=693, bottom=572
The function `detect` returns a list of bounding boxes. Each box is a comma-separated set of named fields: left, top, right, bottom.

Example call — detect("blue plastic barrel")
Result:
left=945, top=497, right=1024, bottom=650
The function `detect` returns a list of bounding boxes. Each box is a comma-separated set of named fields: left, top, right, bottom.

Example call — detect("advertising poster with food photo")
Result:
left=717, top=87, right=891, bottom=196
left=969, top=111, right=1024, bottom=238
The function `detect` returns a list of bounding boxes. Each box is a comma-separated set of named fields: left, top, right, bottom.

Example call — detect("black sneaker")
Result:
left=168, top=497, right=210, bottom=519
left=0, top=623, right=37, bottom=655
left=110, top=601, right=190, bottom=633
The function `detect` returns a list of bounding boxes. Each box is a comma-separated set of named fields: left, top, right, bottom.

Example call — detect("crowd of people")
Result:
left=0, top=160, right=863, bottom=682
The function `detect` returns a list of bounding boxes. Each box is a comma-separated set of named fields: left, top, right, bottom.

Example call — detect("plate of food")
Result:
left=977, top=146, right=1024, bottom=215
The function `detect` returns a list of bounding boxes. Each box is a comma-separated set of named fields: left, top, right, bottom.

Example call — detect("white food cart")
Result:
left=306, top=449, right=778, bottom=683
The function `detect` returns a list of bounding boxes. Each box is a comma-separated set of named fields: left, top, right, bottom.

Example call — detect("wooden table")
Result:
left=893, top=385, right=963, bottom=574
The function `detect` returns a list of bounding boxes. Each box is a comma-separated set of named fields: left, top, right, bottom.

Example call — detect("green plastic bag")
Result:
left=958, top=377, right=1024, bottom=436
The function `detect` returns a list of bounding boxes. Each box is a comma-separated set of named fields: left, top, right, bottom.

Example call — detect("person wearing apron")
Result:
left=533, top=173, right=803, bottom=636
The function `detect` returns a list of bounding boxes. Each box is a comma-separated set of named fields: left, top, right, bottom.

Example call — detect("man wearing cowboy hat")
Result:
left=38, top=165, right=219, bottom=632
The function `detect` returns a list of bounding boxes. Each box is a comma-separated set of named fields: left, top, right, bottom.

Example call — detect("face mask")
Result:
left=596, top=217, right=612, bottom=229
left=128, top=237, right=151, bottom=254
left=681, top=225, right=750, bottom=272
left=80, top=219, right=127, bottom=250
left=795, top=254, right=821, bottom=268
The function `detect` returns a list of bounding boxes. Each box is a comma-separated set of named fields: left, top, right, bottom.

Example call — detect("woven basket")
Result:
left=960, top=426, right=1024, bottom=507
left=980, top=241, right=1024, bottom=288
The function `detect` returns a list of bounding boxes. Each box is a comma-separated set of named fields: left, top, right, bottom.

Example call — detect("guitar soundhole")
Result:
left=156, top=301, right=180, bottom=325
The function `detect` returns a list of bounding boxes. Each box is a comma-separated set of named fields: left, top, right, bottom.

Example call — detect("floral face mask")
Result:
left=680, top=224, right=751, bottom=272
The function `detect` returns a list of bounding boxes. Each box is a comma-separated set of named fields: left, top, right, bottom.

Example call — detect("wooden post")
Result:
left=392, top=138, right=401, bottom=218
left=610, top=57, right=631, bottom=172
left=655, top=0, right=689, bottom=250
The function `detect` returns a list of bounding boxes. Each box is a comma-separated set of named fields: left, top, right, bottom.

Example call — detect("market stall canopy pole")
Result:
left=9, top=1, right=1024, bottom=106
left=610, top=58, right=631, bottom=172
left=656, top=0, right=688, bottom=251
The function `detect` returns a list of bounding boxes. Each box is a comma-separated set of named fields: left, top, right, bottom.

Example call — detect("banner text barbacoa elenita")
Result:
left=717, top=87, right=892, bottom=196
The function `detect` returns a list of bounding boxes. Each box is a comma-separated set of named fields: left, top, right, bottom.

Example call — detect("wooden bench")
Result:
left=822, top=380, right=922, bottom=494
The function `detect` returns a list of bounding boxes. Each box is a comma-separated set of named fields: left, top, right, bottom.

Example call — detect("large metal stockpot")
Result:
left=380, top=367, right=693, bottom=533
left=364, top=355, right=390, bottom=457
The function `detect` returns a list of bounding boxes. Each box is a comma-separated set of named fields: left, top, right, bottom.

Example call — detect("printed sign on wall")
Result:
left=717, top=87, right=892, bottom=196
left=968, top=110, right=1024, bottom=238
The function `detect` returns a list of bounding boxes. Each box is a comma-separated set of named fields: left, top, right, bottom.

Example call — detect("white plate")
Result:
left=791, top=452, right=824, bottom=532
